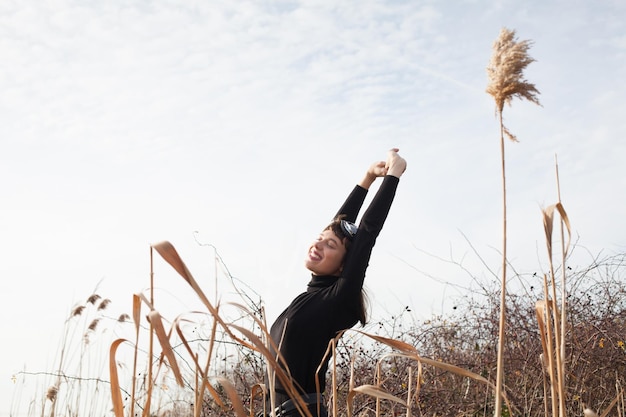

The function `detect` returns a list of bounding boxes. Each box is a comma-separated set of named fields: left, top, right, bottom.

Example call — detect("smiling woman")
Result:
left=264, top=149, right=407, bottom=417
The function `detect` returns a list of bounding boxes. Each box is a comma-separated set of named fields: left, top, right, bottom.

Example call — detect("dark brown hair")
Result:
left=324, top=215, right=368, bottom=326
left=324, top=215, right=353, bottom=251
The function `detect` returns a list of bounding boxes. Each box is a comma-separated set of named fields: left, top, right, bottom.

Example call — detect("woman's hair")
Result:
left=325, top=215, right=369, bottom=326
left=325, top=215, right=354, bottom=251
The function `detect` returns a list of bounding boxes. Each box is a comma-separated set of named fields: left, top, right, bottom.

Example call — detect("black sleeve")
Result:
left=335, top=175, right=400, bottom=296
left=334, top=184, right=368, bottom=223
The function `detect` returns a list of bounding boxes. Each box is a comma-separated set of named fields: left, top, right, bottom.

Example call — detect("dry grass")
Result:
left=11, top=244, right=626, bottom=417
left=486, top=27, right=541, bottom=417
left=10, top=26, right=625, bottom=417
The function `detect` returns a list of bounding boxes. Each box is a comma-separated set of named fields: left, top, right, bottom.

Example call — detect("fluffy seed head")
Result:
left=86, top=294, right=101, bottom=304
left=486, top=27, right=541, bottom=117
left=46, top=385, right=58, bottom=401
left=71, top=305, right=85, bottom=318
left=98, top=298, right=111, bottom=311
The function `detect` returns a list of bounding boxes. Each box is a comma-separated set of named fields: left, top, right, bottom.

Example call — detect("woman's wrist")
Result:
left=386, top=166, right=404, bottom=178
left=359, top=172, right=377, bottom=189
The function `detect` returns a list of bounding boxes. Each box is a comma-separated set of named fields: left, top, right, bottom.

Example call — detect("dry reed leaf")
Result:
left=250, top=383, right=266, bottom=417
left=171, top=312, right=224, bottom=408
left=354, top=330, right=492, bottom=386
left=202, top=378, right=228, bottom=410
left=350, top=384, right=406, bottom=404
left=347, top=329, right=513, bottom=413
left=216, top=303, right=306, bottom=411
left=351, top=330, right=419, bottom=355
left=535, top=300, right=550, bottom=365
left=109, top=338, right=128, bottom=417
left=212, top=376, right=248, bottom=417
left=147, top=310, right=184, bottom=386
left=347, top=384, right=406, bottom=417
left=132, top=294, right=142, bottom=334
left=542, top=202, right=572, bottom=259
left=151, top=242, right=233, bottom=337
left=228, top=321, right=304, bottom=408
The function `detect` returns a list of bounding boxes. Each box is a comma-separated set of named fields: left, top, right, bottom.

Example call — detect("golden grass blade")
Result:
left=109, top=338, right=128, bottom=417
left=351, top=330, right=418, bottom=355
left=170, top=313, right=249, bottom=415
left=347, top=329, right=516, bottom=413
left=542, top=206, right=555, bottom=257
left=132, top=294, right=141, bottom=334
left=352, top=330, right=493, bottom=388
left=151, top=241, right=214, bottom=312
left=151, top=241, right=244, bottom=345
left=535, top=301, right=550, bottom=367
left=172, top=315, right=210, bottom=373
left=555, top=202, right=571, bottom=255
left=147, top=310, right=184, bottom=386
left=151, top=240, right=195, bottom=283
left=227, top=321, right=306, bottom=410
left=542, top=202, right=572, bottom=260
left=536, top=297, right=560, bottom=417
left=130, top=294, right=142, bottom=417
left=213, top=376, right=249, bottom=417
left=203, top=378, right=227, bottom=409
left=250, top=383, right=266, bottom=417
left=347, top=384, right=406, bottom=417
left=351, top=384, right=406, bottom=404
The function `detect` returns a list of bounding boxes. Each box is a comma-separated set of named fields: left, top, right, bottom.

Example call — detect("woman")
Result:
left=264, top=148, right=407, bottom=417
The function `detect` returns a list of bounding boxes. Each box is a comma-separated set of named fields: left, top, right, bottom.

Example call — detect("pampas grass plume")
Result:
left=486, top=27, right=541, bottom=141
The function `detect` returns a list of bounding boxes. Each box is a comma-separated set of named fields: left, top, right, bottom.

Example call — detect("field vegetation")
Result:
left=10, top=28, right=625, bottom=417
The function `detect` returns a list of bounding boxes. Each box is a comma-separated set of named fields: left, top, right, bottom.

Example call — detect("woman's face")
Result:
left=305, top=229, right=347, bottom=276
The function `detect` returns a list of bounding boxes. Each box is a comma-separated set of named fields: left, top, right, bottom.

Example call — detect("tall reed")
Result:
left=486, top=26, right=541, bottom=417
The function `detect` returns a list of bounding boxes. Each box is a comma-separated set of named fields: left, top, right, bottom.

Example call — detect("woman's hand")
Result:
left=368, top=161, right=387, bottom=178
left=386, top=148, right=407, bottom=178
left=359, top=148, right=406, bottom=188
left=359, top=161, right=386, bottom=189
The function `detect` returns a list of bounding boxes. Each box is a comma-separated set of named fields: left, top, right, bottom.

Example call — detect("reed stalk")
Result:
left=486, top=27, right=540, bottom=417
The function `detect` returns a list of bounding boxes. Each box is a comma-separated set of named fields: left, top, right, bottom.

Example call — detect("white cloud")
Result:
left=1, top=0, right=625, bottom=415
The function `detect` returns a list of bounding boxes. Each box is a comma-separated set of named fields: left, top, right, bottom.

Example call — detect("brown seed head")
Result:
left=86, top=294, right=101, bottom=304
left=71, top=305, right=85, bottom=318
left=98, top=298, right=111, bottom=311
left=88, top=318, right=100, bottom=331
left=118, top=313, right=131, bottom=322
left=46, top=385, right=58, bottom=401
left=486, top=27, right=541, bottom=116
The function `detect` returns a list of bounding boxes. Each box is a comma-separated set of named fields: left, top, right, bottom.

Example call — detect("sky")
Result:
left=1, top=0, right=625, bottom=415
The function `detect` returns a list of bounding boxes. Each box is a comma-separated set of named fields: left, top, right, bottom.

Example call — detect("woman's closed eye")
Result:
left=316, top=236, right=337, bottom=249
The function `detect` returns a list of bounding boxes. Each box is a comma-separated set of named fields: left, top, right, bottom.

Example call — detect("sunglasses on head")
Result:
left=340, top=220, right=358, bottom=240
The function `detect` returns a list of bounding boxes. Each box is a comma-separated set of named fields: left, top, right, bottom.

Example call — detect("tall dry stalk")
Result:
left=486, top=27, right=540, bottom=417
left=537, top=158, right=571, bottom=417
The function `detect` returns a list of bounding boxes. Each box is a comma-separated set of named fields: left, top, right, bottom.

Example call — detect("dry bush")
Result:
left=323, top=252, right=625, bottom=417
left=12, top=248, right=624, bottom=417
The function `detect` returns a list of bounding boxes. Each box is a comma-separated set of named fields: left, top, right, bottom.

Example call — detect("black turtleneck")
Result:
left=267, top=175, right=399, bottom=397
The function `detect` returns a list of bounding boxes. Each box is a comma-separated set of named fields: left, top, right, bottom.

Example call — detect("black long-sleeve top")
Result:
left=268, top=175, right=400, bottom=396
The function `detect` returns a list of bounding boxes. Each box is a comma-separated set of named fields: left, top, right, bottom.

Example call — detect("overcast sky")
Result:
left=2, top=0, right=625, bottom=415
